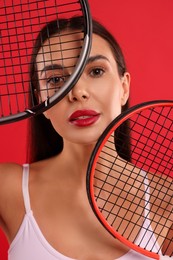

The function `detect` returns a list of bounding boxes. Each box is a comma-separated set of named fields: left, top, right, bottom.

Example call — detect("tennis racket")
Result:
left=0, top=0, right=92, bottom=124
left=86, top=100, right=173, bottom=259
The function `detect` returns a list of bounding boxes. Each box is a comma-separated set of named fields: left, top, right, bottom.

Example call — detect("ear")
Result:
left=121, top=72, right=130, bottom=106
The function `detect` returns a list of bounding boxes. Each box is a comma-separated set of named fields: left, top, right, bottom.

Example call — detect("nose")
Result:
left=68, top=79, right=89, bottom=102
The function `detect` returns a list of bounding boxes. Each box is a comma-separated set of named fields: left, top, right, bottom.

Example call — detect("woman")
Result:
left=0, top=17, right=171, bottom=260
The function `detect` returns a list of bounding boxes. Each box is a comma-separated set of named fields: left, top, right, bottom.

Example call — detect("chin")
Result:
left=73, top=132, right=102, bottom=146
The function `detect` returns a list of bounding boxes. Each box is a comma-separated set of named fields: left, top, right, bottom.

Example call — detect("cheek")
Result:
left=107, top=98, right=122, bottom=120
left=44, top=103, right=66, bottom=129
left=49, top=116, right=66, bottom=137
left=100, top=80, right=122, bottom=103
left=100, top=83, right=123, bottom=119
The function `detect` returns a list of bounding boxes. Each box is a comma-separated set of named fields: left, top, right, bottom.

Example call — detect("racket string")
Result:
left=127, top=109, right=172, bottom=176
left=95, top=159, right=147, bottom=239
left=90, top=104, right=173, bottom=256
left=94, top=156, right=172, bottom=253
left=0, top=0, right=88, bottom=120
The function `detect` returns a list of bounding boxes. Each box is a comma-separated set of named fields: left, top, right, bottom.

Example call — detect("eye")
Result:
left=43, top=75, right=67, bottom=96
left=47, top=76, right=65, bottom=88
left=90, top=67, right=105, bottom=78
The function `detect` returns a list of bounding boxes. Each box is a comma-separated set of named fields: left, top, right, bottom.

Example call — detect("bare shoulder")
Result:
left=0, top=163, right=23, bottom=216
left=0, top=162, right=23, bottom=185
left=0, top=163, right=27, bottom=240
left=148, top=172, right=173, bottom=197
left=148, top=172, right=173, bottom=225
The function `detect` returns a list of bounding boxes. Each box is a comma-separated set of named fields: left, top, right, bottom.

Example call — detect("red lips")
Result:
left=69, top=110, right=100, bottom=127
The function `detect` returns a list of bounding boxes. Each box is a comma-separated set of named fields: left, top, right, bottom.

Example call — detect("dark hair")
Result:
left=27, top=16, right=130, bottom=163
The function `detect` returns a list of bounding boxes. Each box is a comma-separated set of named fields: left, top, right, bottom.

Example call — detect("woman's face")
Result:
left=36, top=31, right=130, bottom=145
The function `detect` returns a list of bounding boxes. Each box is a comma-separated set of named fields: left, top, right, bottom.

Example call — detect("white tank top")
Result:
left=8, top=164, right=161, bottom=260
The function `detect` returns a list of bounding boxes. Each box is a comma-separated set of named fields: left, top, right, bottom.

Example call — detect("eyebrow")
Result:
left=40, top=55, right=109, bottom=76
left=40, top=64, right=64, bottom=76
left=86, top=55, right=109, bottom=64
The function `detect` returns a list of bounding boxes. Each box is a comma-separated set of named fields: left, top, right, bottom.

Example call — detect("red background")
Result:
left=0, top=0, right=173, bottom=259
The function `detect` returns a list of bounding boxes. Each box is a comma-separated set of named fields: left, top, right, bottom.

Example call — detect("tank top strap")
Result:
left=141, top=170, right=150, bottom=214
left=22, top=164, right=31, bottom=214
left=138, top=170, right=162, bottom=254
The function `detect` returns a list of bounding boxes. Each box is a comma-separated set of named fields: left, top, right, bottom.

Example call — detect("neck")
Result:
left=64, top=141, right=95, bottom=166
left=56, top=141, right=95, bottom=184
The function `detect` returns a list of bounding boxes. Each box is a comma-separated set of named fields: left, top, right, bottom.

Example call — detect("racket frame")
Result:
left=0, top=0, right=92, bottom=124
left=86, top=100, right=173, bottom=260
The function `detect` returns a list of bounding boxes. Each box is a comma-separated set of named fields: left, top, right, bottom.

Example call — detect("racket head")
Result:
left=0, top=0, right=92, bottom=124
left=86, top=100, right=173, bottom=259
